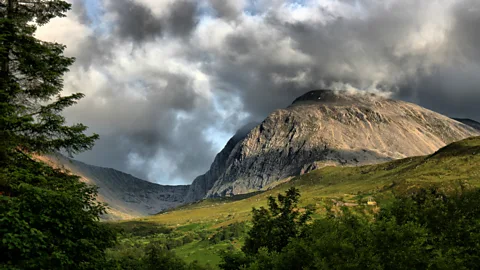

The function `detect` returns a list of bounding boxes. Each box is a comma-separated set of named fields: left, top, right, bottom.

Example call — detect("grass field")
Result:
left=144, top=136, right=480, bottom=225
left=108, top=136, right=480, bottom=268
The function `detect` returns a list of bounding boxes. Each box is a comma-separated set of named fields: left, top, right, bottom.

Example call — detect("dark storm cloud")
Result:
left=56, top=0, right=480, bottom=185
left=74, top=36, right=114, bottom=69
left=451, top=0, right=480, bottom=62
left=106, top=0, right=198, bottom=42
left=109, top=0, right=163, bottom=42
left=201, top=0, right=480, bottom=120
left=66, top=65, right=227, bottom=183
left=396, top=0, right=480, bottom=120
left=208, top=0, right=244, bottom=20
left=53, top=0, right=217, bottom=183
left=207, top=1, right=418, bottom=115
left=397, top=66, right=480, bottom=121
left=76, top=106, right=219, bottom=183
left=166, top=0, right=199, bottom=36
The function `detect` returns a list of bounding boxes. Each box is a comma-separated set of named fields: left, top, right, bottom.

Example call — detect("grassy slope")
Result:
left=114, top=136, right=480, bottom=266
left=145, top=136, right=480, bottom=226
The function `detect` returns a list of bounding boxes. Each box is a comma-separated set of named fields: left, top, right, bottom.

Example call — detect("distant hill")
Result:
left=453, top=118, right=480, bottom=131
left=38, top=155, right=188, bottom=220
left=185, top=90, right=480, bottom=202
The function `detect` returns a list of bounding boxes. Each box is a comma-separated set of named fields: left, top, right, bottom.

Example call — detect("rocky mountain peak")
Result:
left=186, top=89, right=480, bottom=201
left=291, top=89, right=382, bottom=107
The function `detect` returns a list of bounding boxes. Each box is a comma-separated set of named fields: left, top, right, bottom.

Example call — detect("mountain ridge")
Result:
left=38, top=154, right=189, bottom=220
left=186, top=90, right=480, bottom=200
left=453, top=118, right=480, bottom=131
left=39, top=90, right=480, bottom=219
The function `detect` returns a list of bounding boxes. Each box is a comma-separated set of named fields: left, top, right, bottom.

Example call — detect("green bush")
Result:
left=242, top=187, right=312, bottom=255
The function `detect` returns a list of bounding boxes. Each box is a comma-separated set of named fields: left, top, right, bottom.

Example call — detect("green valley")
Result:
left=106, top=136, right=480, bottom=268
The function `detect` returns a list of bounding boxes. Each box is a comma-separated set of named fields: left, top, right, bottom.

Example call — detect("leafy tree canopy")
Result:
left=242, top=187, right=313, bottom=255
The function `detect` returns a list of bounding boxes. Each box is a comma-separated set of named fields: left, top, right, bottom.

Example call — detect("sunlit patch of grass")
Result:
left=174, top=240, right=231, bottom=269
left=144, top=137, right=480, bottom=228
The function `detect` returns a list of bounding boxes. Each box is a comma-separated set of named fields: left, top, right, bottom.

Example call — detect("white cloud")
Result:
left=35, top=10, right=92, bottom=56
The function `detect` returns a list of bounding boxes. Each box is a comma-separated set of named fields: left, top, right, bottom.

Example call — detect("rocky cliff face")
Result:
left=186, top=90, right=480, bottom=200
left=184, top=123, right=257, bottom=202
left=39, top=155, right=189, bottom=220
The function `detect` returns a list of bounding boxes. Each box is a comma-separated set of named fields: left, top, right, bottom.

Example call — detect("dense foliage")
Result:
left=242, top=187, right=312, bottom=255
left=222, top=184, right=480, bottom=270
left=0, top=0, right=115, bottom=269
left=106, top=241, right=213, bottom=270
left=0, top=153, right=116, bottom=269
left=210, top=222, right=247, bottom=244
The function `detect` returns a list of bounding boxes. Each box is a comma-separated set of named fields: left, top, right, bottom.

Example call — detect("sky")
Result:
left=35, top=0, right=480, bottom=185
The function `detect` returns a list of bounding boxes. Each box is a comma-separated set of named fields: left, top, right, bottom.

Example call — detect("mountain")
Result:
left=453, top=118, right=480, bottom=131
left=38, top=155, right=189, bottom=220
left=37, top=90, right=480, bottom=219
left=185, top=90, right=480, bottom=201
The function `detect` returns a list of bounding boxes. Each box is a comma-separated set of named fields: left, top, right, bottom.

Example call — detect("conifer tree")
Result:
left=0, top=0, right=97, bottom=162
left=0, top=1, right=115, bottom=269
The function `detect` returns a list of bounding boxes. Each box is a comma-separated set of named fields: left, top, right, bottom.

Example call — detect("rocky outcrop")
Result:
left=39, top=155, right=189, bottom=220
left=186, top=90, right=480, bottom=200
left=183, top=123, right=257, bottom=202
